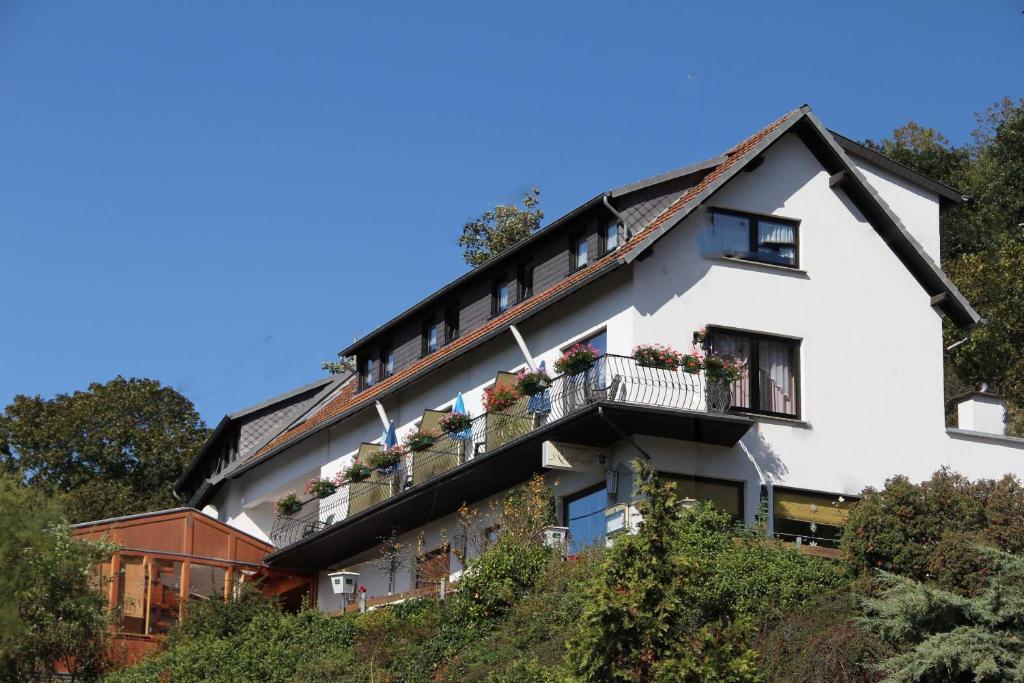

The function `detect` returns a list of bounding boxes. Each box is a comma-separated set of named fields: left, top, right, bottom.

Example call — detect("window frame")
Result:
left=360, top=355, right=377, bottom=390
left=491, top=277, right=510, bottom=317
left=709, top=208, right=800, bottom=269
left=657, top=471, right=745, bottom=520
left=421, top=318, right=439, bottom=357
left=380, top=345, right=394, bottom=380
left=571, top=232, right=589, bottom=271
left=517, top=261, right=534, bottom=302
left=601, top=218, right=620, bottom=255
left=444, top=304, right=460, bottom=345
left=706, top=326, right=802, bottom=419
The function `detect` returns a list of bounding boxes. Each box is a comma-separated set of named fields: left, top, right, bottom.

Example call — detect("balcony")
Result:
left=265, top=354, right=754, bottom=570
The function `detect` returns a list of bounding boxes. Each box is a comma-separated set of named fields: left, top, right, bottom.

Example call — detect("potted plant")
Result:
left=403, top=429, right=439, bottom=452
left=275, top=492, right=303, bottom=516
left=369, top=446, right=406, bottom=471
left=343, top=459, right=373, bottom=483
left=701, top=354, right=745, bottom=413
left=555, top=343, right=601, bottom=375
left=440, top=411, right=472, bottom=435
left=483, top=383, right=521, bottom=413
left=632, top=343, right=684, bottom=370
left=305, top=477, right=337, bottom=499
left=516, top=368, right=551, bottom=395
left=680, top=353, right=703, bottom=374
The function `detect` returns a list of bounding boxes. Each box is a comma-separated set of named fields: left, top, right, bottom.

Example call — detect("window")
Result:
left=422, top=318, right=439, bottom=355
left=707, top=328, right=800, bottom=418
left=361, top=356, right=376, bottom=389
left=703, top=209, right=799, bottom=267
left=492, top=278, right=510, bottom=316
left=187, top=563, right=227, bottom=602
left=565, top=485, right=607, bottom=553
left=147, top=559, right=183, bottom=635
left=658, top=473, right=743, bottom=519
left=380, top=346, right=394, bottom=379
left=517, top=261, right=534, bottom=301
left=772, top=487, right=855, bottom=548
left=444, top=305, right=460, bottom=344
left=117, top=556, right=147, bottom=634
left=572, top=233, right=589, bottom=270
left=603, top=219, right=620, bottom=253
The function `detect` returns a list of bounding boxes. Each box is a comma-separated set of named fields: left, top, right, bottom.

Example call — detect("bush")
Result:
left=757, top=593, right=889, bottom=683
left=843, top=469, right=1024, bottom=581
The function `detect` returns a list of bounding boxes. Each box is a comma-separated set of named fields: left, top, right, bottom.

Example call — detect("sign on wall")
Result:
left=541, top=441, right=606, bottom=472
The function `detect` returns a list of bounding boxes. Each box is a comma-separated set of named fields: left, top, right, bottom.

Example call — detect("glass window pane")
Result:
left=567, top=486, right=607, bottom=553
left=147, top=559, right=183, bottom=635
left=660, top=474, right=742, bottom=519
left=756, top=219, right=797, bottom=266
left=117, top=556, right=147, bottom=634
left=499, top=284, right=509, bottom=311
left=758, top=340, right=797, bottom=415
left=606, top=222, right=618, bottom=251
left=708, top=332, right=752, bottom=409
left=575, top=237, right=588, bottom=268
left=188, top=563, right=227, bottom=602
left=705, top=212, right=750, bottom=257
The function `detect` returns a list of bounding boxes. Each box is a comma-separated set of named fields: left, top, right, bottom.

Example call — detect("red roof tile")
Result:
left=244, top=109, right=797, bottom=467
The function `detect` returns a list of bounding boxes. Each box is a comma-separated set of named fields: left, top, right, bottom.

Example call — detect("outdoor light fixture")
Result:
left=605, top=469, right=619, bottom=496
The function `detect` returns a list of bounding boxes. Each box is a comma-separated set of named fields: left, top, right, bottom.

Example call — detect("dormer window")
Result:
left=380, top=346, right=394, bottom=379
left=422, top=318, right=439, bottom=356
left=362, top=356, right=377, bottom=389
left=703, top=209, right=799, bottom=268
left=444, top=304, right=460, bottom=344
left=492, top=278, right=510, bottom=316
left=603, top=219, right=619, bottom=253
left=573, top=233, right=589, bottom=270
left=517, top=261, right=534, bottom=301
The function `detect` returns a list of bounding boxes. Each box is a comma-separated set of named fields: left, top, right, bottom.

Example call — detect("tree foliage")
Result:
left=862, top=550, right=1024, bottom=683
left=842, top=469, right=1024, bottom=582
left=458, top=189, right=543, bottom=267
left=0, top=475, right=115, bottom=681
left=0, top=376, right=210, bottom=522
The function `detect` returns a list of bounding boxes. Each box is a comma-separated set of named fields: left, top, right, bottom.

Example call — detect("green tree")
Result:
left=0, top=474, right=115, bottom=682
left=567, top=462, right=761, bottom=682
left=0, top=376, right=210, bottom=522
left=862, top=549, right=1024, bottom=683
left=458, top=189, right=543, bottom=267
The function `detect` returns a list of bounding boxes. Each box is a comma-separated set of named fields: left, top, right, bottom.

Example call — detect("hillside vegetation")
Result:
left=105, top=465, right=1024, bottom=682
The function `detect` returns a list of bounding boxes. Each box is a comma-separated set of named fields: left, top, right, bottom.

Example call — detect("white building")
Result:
left=173, top=105, right=1024, bottom=611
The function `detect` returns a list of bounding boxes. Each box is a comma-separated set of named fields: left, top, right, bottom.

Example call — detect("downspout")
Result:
left=602, top=194, right=630, bottom=240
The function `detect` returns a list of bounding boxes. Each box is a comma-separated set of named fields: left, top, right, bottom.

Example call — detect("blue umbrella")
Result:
left=452, top=392, right=472, bottom=439
left=382, top=420, right=397, bottom=448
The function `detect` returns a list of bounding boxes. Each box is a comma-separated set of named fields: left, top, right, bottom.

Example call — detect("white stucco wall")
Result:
left=206, top=130, right=1024, bottom=611
left=852, top=158, right=943, bottom=262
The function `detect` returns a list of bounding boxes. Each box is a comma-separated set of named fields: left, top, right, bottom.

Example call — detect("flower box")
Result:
left=343, top=460, right=373, bottom=483
left=555, top=343, right=600, bottom=376
left=403, top=430, right=439, bottom=453
left=484, top=384, right=521, bottom=413
left=440, top=411, right=472, bottom=435
left=632, top=343, right=684, bottom=371
left=369, top=446, right=406, bottom=470
left=516, top=368, right=551, bottom=396
left=275, top=492, right=303, bottom=516
left=305, top=478, right=338, bottom=499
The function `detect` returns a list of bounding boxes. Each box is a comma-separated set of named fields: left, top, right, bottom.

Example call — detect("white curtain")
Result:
left=759, top=340, right=795, bottom=414
left=757, top=220, right=796, bottom=263
left=710, top=333, right=750, bottom=408
left=699, top=213, right=750, bottom=257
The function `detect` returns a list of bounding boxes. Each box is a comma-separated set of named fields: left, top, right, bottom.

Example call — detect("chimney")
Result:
left=954, top=385, right=1008, bottom=436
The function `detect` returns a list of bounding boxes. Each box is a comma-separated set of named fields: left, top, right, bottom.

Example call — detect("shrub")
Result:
left=757, top=593, right=889, bottom=683
left=842, top=469, right=1024, bottom=581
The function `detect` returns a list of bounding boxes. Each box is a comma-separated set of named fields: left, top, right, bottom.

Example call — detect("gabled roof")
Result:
left=173, top=374, right=348, bottom=497
left=226, top=104, right=979, bottom=481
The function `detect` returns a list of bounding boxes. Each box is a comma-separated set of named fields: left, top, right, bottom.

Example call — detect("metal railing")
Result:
left=269, top=354, right=727, bottom=549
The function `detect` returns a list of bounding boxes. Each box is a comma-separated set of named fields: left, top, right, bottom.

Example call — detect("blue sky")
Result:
left=1, top=1, right=1021, bottom=426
